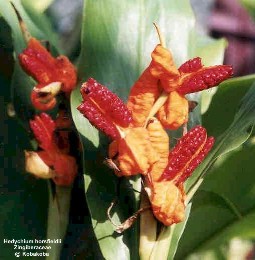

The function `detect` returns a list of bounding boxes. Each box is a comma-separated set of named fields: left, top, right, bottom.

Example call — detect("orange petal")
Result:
left=148, top=181, right=185, bottom=226
left=147, top=118, right=169, bottom=181
left=150, top=44, right=179, bottom=80
left=117, top=128, right=159, bottom=176
left=127, top=67, right=159, bottom=127
left=157, top=91, right=188, bottom=130
left=150, top=44, right=180, bottom=92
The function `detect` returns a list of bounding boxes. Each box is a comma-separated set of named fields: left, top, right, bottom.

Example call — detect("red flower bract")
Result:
left=78, top=78, right=132, bottom=139
left=28, top=113, right=77, bottom=186
left=159, top=125, right=215, bottom=184
left=19, top=38, right=77, bottom=110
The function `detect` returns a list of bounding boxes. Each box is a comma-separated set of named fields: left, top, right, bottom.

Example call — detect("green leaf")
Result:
left=240, top=0, right=255, bottom=20
left=46, top=185, right=72, bottom=260
left=21, top=0, right=54, bottom=13
left=176, top=143, right=255, bottom=258
left=186, top=77, right=255, bottom=192
left=71, top=0, right=228, bottom=259
left=0, top=94, right=48, bottom=259
left=203, top=75, right=255, bottom=138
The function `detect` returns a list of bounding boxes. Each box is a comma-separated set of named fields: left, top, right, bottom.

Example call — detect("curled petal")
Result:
left=77, top=100, right=120, bottom=140
left=178, top=57, right=203, bottom=73
left=80, top=78, right=132, bottom=128
left=115, top=128, right=159, bottom=176
left=178, top=65, right=233, bottom=95
left=127, top=68, right=159, bottom=127
left=148, top=181, right=185, bottom=226
left=150, top=44, right=179, bottom=80
left=52, top=154, right=78, bottom=186
left=157, top=91, right=188, bottom=130
left=25, top=150, right=55, bottom=179
left=160, top=126, right=214, bottom=184
left=127, top=44, right=181, bottom=127
left=147, top=118, right=169, bottom=181
left=29, top=113, right=56, bottom=151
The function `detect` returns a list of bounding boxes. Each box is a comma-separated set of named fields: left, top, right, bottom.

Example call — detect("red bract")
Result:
left=178, top=57, right=203, bottom=73
left=28, top=113, right=77, bottom=186
left=178, top=65, right=233, bottom=95
left=78, top=100, right=120, bottom=139
left=159, top=126, right=214, bottom=184
left=19, top=38, right=77, bottom=110
left=78, top=78, right=132, bottom=138
left=30, top=113, right=56, bottom=151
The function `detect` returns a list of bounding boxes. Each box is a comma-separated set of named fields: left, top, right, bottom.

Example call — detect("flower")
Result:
left=25, top=112, right=77, bottom=186
left=19, top=38, right=77, bottom=110
left=145, top=125, right=214, bottom=226
left=128, top=44, right=233, bottom=129
left=76, top=41, right=232, bottom=226
left=78, top=78, right=162, bottom=177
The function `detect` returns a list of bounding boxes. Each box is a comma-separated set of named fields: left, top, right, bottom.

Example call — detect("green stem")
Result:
left=139, top=190, right=157, bottom=260
left=46, top=182, right=72, bottom=260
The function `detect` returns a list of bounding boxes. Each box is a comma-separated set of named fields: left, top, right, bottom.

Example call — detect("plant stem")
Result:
left=139, top=190, right=157, bottom=260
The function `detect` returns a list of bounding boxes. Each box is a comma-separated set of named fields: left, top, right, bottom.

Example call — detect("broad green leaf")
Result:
left=21, top=0, right=54, bottom=13
left=46, top=185, right=72, bottom=260
left=71, top=0, right=228, bottom=259
left=0, top=89, right=48, bottom=259
left=186, top=77, right=255, bottom=192
left=176, top=143, right=255, bottom=259
left=203, top=75, right=255, bottom=138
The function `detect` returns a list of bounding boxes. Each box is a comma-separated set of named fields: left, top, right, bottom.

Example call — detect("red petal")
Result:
left=178, top=65, right=233, bottom=94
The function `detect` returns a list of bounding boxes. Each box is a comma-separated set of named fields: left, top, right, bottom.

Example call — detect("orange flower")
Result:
left=26, top=112, right=77, bottom=186
left=145, top=126, right=214, bottom=225
left=127, top=44, right=233, bottom=130
left=127, top=45, right=179, bottom=128
left=19, top=38, right=77, bottom=110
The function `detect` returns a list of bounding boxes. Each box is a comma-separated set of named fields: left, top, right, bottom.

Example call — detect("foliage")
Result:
left=0, top=0, right=255, bottom=259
